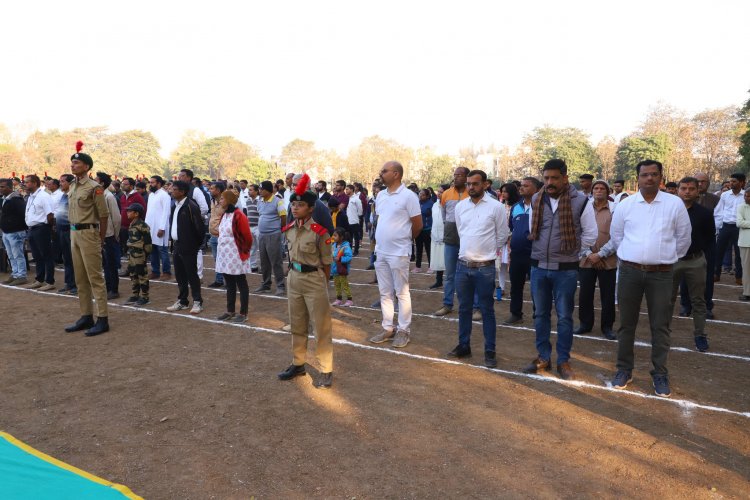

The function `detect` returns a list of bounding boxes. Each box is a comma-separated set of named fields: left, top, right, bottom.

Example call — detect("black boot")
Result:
left=64, top=315, right=94, bottom=333
left=85, top=317, right=110, bottom=337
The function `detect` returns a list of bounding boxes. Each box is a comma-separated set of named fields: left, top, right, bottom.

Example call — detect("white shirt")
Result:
left=714, top=188, right=745, bottom=230
left=146, top=188, right=172, bottom=246
left=171, top=197, right=187, bottom=241
left=610, top=190, right=691, bottom=265
left=455, top=193, right=509, bottom=262
left=346, top=193, right=363, bottom=225
left=25, top=188, right=54, bottom=227
left=191, top=186, right=208, bottom=216
left=374, top=183, right=421, bottom=257
left=48, top=189, right=63, bottom=208
left=613, top=192, right=629, bottom=204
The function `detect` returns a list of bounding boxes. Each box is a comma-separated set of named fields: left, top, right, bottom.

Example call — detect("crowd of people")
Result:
left=0, top=142, right=745, bottom=394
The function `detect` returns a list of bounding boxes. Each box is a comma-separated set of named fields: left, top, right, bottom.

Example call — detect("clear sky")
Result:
left=2, top=0, right=748, bottom=157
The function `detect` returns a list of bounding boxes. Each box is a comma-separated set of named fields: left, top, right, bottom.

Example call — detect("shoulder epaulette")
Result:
left=281, top=221, right=295, bottom=233
left=310, top=223, right=328, bottom=236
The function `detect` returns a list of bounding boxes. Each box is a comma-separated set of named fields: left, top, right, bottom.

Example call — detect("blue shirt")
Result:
left=55, top=193, right=70, bottom=227
left=420, top=198, right=434, bottom=231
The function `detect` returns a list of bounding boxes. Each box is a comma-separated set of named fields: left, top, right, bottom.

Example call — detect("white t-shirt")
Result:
left=374, top=184, right=421, bottom=257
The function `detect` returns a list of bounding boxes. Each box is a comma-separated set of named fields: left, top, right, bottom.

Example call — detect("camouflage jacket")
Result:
left=127, top=219, right=153, bottom=262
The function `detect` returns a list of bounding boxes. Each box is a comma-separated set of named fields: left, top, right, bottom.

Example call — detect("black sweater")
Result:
left=0, top=194, right=27, bottom=233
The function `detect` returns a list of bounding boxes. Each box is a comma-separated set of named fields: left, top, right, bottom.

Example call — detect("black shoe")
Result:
left=694, top=336, right=709, bottom=352
left=705, top=310, right=714, bottom=320
left=573, top=326, right=592, bottom=336
left=678, top=306, right=691, bottom=317
left=447, top=344, right=472, bottom=358
left=107, top=291, right=119, bottom=300
left=366, top=264, right=375, bottom=270
left=313, top=372, right=333, bottom=389
left=428, top=282, right=443, bottom=289
left=739, top=295, right=750, bottom=301
left=370, top=300, right=380, bottom=308
left=503, top=314, right=523, bottom=325
left=64, top=315, right=94, bottom=333
left=278, top=364, right=306, bottom=380
left=135, top=297, right=149, bottom=306
left=207, top=281, right=223, bottom=288
left=522, top=357, right=551, bottom=374
left=124, top=295, right=140, bottom=305
left=251, top=267, right=259, bottom=273
left=484, top=351, right=497, bottom=368
left=85, top=317, right=109, bottom=337
left=118, top=271, right=130, bottom=278
left=601, top=326, right=616, bottom=341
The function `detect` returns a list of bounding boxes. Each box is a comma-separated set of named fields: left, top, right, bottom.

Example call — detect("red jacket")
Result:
left=229, top=209, right=253, bottom=261
left=120, top=191, right=147, bottom=229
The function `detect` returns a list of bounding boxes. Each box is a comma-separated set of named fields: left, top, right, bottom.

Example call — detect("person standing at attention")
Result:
left=609, top=160, right=691, bottom=397
left=369, top=161, right=423, bottom=348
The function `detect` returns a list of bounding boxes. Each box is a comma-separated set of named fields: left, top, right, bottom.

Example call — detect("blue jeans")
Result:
left=530, top=266, right=578, bottom=364
left=150, top=244, right=171, bottom=276
left=2, top=230, right=27, bottom=279
left=456, top=262, right=497, bottom=352
left=443, top=244, right=460, bottom=307
left=102, top=235, right=121, bottom=293
left=58, top=227, right=76, bottom=290
left=209, top=235, right=223, bottom=284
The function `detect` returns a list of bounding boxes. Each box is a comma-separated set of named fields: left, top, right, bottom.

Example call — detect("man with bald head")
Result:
left=679, top=172, right=720, bottom=318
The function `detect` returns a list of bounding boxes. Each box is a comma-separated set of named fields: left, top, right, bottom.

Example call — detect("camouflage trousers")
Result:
left=128, top=262, right=149, bottom=298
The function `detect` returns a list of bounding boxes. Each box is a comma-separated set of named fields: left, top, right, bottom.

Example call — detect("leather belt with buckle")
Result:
left=621, top=260, right=673, bottom=272
left=458, top=259, right=495, bottom=268
left=72, top=223, right=100, bottom=230
left=290, top=262, right=319, bottom=273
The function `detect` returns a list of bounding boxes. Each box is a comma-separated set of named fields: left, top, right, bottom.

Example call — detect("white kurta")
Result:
left=145, top=188, right=172, bottom=246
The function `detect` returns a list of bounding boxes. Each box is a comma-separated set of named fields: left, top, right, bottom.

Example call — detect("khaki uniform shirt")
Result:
left=68, top=176, right=109, bottom=225
left=286, top=218, right=333, bottom=268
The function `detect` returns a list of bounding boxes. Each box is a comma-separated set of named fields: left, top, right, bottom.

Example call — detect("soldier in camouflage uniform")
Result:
left=123, top=203, right=152, bottom=306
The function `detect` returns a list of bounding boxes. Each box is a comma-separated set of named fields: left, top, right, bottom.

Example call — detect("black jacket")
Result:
left=0, top=193, right=27, bottom=233
left=170, top=198, right=205, bottom=255
left=333, top=210, right=350, bottom=234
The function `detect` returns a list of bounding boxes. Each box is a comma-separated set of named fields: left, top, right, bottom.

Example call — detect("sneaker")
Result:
left=370, top=300, right=380, bottom=308
left=190, top=301, right=204, bottom=315
left=503, top=314, right=523, bottom=325
left=166, top=301, right=189, bottom=312
left=57, top=287, right=73, bottom=295
left=216, top=312, right=234, bottom=321
left=391, top=330, right=410, bottom=348
left=124, top=295, right=140, bottom=305
left=434, top=305, right=453, bottom=316
left=369, top=329, right=395, bottom=344
left=28, top=281, right=44, bottom=289
left=472, top=309, right=482, bottom=321
left=652, top=374, right=671, bottom=398
left=135, top=297, right=149, bottom=306
left=611, top=370, right=633, bottom=389
left=694, top=336, right=709, bottom=352
left=2, top=276, right=14, bottom=284
left=8, top=277, right=28, bottom=286
left=229, top=314, right=247, bottom=323
left=343, top=300, right=353, bottom=307
left=253, top=286, right=271, bottom=294
left=331, top=299, right=342, bottom=306
left=39, top=283, right=55, bottom=291
left=281, top=324, right=291, bottom=332
left=411, top=267, right=424, bottom=274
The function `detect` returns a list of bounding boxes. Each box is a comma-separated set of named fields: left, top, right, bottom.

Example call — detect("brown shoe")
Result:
left=433, top=305, right=453, bottom=316
left=736, top=278, right=743, bottom=286
left=557, top=362, right=575, bottom=380
left=713, top=275, right=720, bottom=283
left=148, top=273, right=160, bottom=280
left=161, top=273, right=173, bottom=281
left=522, top=357, right=551, bottom=374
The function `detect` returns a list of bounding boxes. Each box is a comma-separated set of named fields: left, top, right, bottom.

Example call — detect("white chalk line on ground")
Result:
left=4, top=284, right=749, bottom=420
left=110, top=274, right=750, bottom=363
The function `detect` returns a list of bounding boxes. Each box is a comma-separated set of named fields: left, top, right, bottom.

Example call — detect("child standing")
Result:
left=331, top=228, right=353, bottom=306
left=123, top=203, right=152, bottom=306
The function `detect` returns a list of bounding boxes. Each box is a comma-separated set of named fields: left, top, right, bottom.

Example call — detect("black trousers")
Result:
left=350, top=223, right=361, bottom=253
left=415, top=230, right=431, bottom=268
left=224, top=274, right=249, bottom=315
left=28, top=224, right=55, bottom=284
left=578, top=267, right=616, bottom=330
left=173, top=249, right=202, bottom=305
left=508, top=252, right=531, bottom=318
left=715, top=223, right=741, bottom=278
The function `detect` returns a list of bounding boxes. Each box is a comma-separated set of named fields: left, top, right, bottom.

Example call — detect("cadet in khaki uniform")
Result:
left=277, top=176, right=335, bottom=389
left=64, top=142, right=111, bottom=336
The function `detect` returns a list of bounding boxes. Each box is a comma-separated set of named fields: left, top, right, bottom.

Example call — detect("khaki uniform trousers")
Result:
left=71, top=228, right=108, bottom=317
left=288, top=268, right=333, bottom=372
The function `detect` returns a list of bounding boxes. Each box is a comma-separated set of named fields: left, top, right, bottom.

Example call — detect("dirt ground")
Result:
left=1, top=243, right=749, bottom=499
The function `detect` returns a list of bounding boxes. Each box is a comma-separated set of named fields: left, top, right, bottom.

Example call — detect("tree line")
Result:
left=1, top=98, right=748, bottom=188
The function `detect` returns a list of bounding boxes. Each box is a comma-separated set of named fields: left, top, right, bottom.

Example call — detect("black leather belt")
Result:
left=29, top=224, right=49, bottom=230
left=530, top=259, right=579, bottom=271
left=622, top=260, right=673, bottom=272
left=458, top=259, right=495, bottom=268
left=72, top=223, right=99, bottom=230
left=679, top=251, right=704, bottom=261
left=290, top=262, right=319, bottom=273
